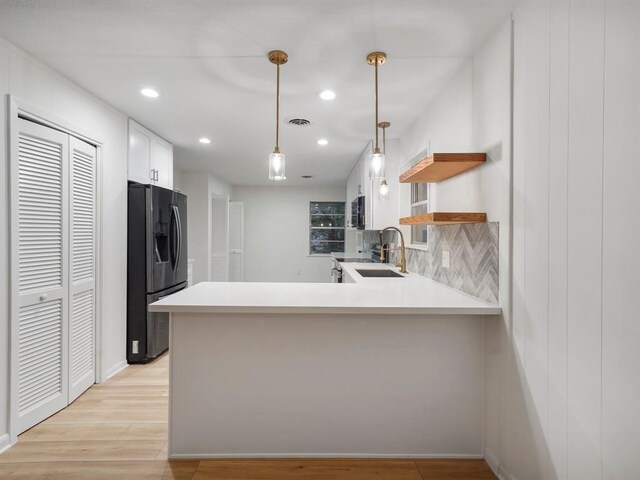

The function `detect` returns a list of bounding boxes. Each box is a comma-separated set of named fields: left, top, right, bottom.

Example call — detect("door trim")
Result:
left=7, top=96, right=105, bottom=443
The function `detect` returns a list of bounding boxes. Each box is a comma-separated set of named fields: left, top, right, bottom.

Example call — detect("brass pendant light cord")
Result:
left=382, top=123, right=386, bottom=154
left=374, top=61, right=379, bottom=152
left=275, top=62, right=280, bottom=152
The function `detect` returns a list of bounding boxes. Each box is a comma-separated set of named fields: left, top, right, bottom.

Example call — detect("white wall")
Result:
left=0, top=36, right=129, bottom=446
left=173, top=166, right=185, bottom=193
left=399, top=62, right=477, bottom=216
left=486, top=1, right=640, bottom=479
left=179, top=170, right=233, bottom=284
left=233, top=186, right=346, bottom=283
left=394, top=19, right=514, bottom=476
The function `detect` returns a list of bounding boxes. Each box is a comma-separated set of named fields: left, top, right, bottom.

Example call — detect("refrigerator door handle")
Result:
left=169, top=205, right=178, bottom=270
left=174, top=205, right=182, bottom=270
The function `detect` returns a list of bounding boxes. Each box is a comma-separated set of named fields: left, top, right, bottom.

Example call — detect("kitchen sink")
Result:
left=334, top=257, right=375, bottom=263
left=355, top=269, right=404, bottom=278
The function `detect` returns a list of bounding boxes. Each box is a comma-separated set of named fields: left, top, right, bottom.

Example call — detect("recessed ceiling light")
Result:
left=140, top=88, right=159, bottom=98
left=199, top=137, right=211, bottom=144
left=317, top=138, right=329, bottom=146
left=319, top=90, right=336, bottom=101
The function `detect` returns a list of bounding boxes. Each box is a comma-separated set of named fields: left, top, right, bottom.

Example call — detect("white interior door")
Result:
left=228, top=201, right=244, bottom=282
left=68, top=137, right=96, bottom=402
left=210, top=195, right=229, bottom=282
left=12, top=119, right=69, bottom=433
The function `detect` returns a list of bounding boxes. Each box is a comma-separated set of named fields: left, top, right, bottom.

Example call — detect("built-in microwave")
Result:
left=350, top=196, right=365, bottom=230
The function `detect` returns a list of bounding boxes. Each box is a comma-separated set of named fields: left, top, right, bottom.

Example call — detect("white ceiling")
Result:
left=0, top=0, right=513, bottom=186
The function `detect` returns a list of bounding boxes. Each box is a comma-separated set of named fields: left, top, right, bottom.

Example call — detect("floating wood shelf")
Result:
left=399, top=153, right=486, bottom=183
left=399, top=212, right=487, bottom=226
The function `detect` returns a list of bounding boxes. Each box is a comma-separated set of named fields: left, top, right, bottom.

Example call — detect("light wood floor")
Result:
left=0, top=353, right=496, bottom=479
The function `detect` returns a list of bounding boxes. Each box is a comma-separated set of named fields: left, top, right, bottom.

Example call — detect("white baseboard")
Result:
left=104, top=360, right=128, bottom=381
left=485, top=448, right=501, bottom=474
left=484, top=449, right=517, bottom=480
left=169, top=453, right=485, bottom=460
left=0, top=434, right=13, bottom=455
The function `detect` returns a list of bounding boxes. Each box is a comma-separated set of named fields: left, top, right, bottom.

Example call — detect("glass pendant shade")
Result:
left=379, top=179, right=389, bottom=201
left=269, top=151, right=286, bottom=181
left=369, top=150, right=386, bottom=179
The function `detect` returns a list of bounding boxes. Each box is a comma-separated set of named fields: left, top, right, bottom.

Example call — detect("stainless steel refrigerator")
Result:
left=127, top=182, right=187, bottom=363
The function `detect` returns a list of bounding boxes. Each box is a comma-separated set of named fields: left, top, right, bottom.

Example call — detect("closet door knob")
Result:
left=39, top=294, right=48, bottom=302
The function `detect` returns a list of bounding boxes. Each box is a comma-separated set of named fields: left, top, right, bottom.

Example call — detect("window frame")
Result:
left=410, top=183, right=429, bottom=246
left=308, top=201, right=346, bottom=256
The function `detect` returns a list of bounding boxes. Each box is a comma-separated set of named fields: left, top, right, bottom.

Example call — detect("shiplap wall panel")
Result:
left=566, top=2, right=605, bottom=478
left=547, top=1, right=570, bottom=479
left=511, top=3, right=553, bottom=478
left=510, top=5, right=527, bottom=474
left=601, top=2, right=640, bottom=478
left=496, top=1, right=640, bottom=479
left=521, top=2, right=551, bottom=479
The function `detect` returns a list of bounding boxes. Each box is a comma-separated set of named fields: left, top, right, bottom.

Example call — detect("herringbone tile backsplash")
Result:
left=364, top=223, right=499, bottom=304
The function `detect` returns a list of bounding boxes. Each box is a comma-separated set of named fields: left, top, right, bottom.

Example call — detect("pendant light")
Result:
left=268, top=50, right=288, bottom=181
left=378, top=121, right=390, bottom=201
left=379, top=179, right=389, bottom=201
left=367, top=51, right=387, bottom=180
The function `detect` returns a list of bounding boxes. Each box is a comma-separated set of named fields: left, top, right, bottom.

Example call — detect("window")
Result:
left=309, top=201, right=346, bottom=255
left=411, top=183, right=429, bottom=245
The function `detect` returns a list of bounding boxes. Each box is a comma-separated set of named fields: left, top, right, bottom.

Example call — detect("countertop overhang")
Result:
left=149, top=263, right=501, bottom=316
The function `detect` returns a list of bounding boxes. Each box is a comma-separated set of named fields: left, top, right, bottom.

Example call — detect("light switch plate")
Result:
left=442, top=250, right=450, bottom=269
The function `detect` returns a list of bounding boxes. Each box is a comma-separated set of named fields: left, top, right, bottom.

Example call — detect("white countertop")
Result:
left=150, top=262, right=501, bottom=316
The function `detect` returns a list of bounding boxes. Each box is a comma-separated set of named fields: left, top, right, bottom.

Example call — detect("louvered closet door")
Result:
left=68, top=137, right=96, bottom=402
left=12, top=119, right=69, bottom=433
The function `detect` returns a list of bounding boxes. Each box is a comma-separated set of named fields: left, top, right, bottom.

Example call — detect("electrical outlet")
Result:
left=132, top=340, right=139, bottom=354
left=442, top=250, right=450, bottom=269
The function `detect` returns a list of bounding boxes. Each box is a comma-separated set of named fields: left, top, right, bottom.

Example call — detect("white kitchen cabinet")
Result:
left=346, top=142, right=371, bottom=229
left=151, top=137, right=173, bottom=188
left=345, top=140, right=399, bottom=231
left=342, top=269, right=356, bottom=283
left=128, top=119, right=173, bottom=189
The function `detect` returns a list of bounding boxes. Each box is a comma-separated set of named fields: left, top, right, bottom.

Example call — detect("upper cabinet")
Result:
left=346, top=143, right=372, bottom=229
left=128, top=119, right=173, bottom=189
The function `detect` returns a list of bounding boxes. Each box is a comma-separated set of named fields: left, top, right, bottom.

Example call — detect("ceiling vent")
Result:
left=288, top=118, right=311, bottom=126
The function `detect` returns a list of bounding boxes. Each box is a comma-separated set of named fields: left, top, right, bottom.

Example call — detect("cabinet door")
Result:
left=68, top=137, right=97, bottom=402
left=12, top=119, right=69, bottom=434
left=358, top=143, right=374, bottom=229
left=151, top=138, right=173, bottom=189
left=128, top=121, right=152, bottom=184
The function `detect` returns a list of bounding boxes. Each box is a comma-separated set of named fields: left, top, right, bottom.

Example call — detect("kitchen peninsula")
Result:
left=150, top=263, right=500, bottom=459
